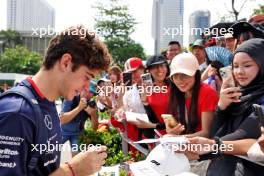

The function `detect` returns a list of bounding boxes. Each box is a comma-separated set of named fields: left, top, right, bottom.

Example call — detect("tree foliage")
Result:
left=93, top=0, right=146, bottom=66
left=253, top=4, right=264, bottom=15
left=0, top=45, right=42, bottom=75
left=0, top=29, right=22, bottom=50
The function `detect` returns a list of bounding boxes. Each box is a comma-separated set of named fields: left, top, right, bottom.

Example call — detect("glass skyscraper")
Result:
left=152, top=0, right=184, bottom=54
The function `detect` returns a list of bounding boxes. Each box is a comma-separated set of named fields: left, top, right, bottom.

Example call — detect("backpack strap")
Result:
left=0, top=84, right=48, bottom=171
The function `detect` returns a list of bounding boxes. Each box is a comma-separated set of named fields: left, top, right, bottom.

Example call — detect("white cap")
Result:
left=170, top=53, right=199, bottom=77
left=130, top=144, right=191, bottom=176
left=224, top=33, right=233, bottom=39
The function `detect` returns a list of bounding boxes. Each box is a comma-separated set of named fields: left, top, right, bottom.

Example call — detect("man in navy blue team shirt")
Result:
left=0, top=26, right=111, bottom=176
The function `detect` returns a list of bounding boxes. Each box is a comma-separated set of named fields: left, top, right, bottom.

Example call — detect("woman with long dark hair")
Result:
left=168, top=53, right=219, bottom=137
left=131, top=55, right=171, bottom=138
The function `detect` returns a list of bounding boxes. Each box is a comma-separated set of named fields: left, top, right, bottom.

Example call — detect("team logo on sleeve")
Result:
left=44, top=115, right=53, bottom=130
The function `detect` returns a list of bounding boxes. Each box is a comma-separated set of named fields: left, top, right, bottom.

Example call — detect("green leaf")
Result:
left=93, top=0, right=146, bottom=67
left=0, top=45, right=42, bottom=74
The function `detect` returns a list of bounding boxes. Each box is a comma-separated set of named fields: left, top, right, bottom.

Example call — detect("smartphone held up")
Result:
left=122, top=72, right=132, bottom=86
left=219, top=66, right=236, bottom=87
left=141, top=73, right=153, bottom=86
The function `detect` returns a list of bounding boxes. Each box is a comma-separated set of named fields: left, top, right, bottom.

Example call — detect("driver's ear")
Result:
left=59, top=53, right=72, bottom=72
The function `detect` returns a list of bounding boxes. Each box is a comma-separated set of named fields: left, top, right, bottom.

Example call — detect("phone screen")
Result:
left=219, top=66, right=236, bottom=87
left=122, top=72, right=132, bottom=86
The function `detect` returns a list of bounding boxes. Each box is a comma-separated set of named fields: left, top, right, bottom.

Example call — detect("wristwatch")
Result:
left=214, top=136, right=224, bottom=155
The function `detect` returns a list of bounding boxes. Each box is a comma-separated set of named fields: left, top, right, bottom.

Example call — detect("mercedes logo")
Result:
left=44, top=115, right=53, bottom=130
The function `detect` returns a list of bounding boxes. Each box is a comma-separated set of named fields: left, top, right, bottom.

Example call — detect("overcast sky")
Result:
left=0, top=0, right=263, bottom=54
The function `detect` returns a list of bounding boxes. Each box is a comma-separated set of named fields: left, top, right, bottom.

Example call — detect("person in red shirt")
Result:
left=168, top=53, right=219, bottom=137
left=122, top=57, right=146, bottom=154
left=132, top=55, right=171, bottom=138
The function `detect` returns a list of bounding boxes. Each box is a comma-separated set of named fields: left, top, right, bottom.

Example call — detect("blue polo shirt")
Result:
left=0, top=78, right=62, bottom=175
left=61, top=96, right=89, bottom=136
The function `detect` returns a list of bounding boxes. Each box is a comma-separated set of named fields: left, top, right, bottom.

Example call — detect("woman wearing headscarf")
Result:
left=181, top=38, right=264, bottom=175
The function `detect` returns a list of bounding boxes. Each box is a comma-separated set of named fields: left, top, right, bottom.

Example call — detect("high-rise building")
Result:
left=19, top=31, right=53, bottom=55
left=152, top=0, right=184, bottom=54
left=6, top=0, right=55, bottom=55
left=7, top=0, right=55, bottom=31
left=189, top=10, right=210, bottom=44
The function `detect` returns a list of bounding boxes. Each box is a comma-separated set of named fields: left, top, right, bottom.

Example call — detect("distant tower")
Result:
left=189, top=10, right=210, bottom=44
left=152, top=0, right=184, bottom=54
left=7, top=0, right=55, bottom=31
left=6, top=0, right=55, bottom=55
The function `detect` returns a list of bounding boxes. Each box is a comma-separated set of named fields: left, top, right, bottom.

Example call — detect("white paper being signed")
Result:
left=125, top=111, right=149, bottom=123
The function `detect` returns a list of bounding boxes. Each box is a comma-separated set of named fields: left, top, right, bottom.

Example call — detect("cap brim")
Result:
left=224, top=33, right=233, bottom=39
left=192, top=44, right=204, bottom=47
left=125, top=65, right=144, bottom=73
left=97, top=78, right=110, bottom=85
left=170, top=68, right=196, bottom=77
left=124, top=68, right=137, bottom=73
left=231, top=22, right=259, bottom=38
left=147, top=60, right=167, bottom=68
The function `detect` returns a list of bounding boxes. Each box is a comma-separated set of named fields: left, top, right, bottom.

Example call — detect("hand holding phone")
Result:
left=141, top=73, right=153, bottom=86
left=161, top=114, right=178, bottom=128
left=218, top=66, right=241, bottom=110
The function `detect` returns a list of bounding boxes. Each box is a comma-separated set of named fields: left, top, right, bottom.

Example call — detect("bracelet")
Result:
left=65, top=162, right=76, bottom=176
left=214, top=137, right=223, bottom=155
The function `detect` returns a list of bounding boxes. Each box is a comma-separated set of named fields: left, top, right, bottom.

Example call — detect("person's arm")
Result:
left=97, top=95, right=112, bottom=109
left=186, top=111, right=214, bottom=138
left=84, top=106, right=99, bottom=130
left=215, top=75, right=222, bottom=93
left=143, top=104, right=165, bottom=129
left=50, top=146, right=107, bottom=176
left=181, top=137, right=255, bottom=162
left=60, top=98, right=86, bottom=124
left=49, top=164, right=72, bottom=176
left=258, top=128, right=264, bottom=152
left=104, top=96, right=113, bottom=109
left=199, top=115, right=262, bottom=160
left=221, top=112, right=261, bottom=141
left=201, top=64, right=211, bottom=82
left=223, top=139, right=257, bottom=155
left=191, top=138, right=257, bottom=155
left=183, top=137, right=258, bottom=162
left=209, top=106, right=228, bottom=137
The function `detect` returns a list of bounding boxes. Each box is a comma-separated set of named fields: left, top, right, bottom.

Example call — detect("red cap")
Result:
left=124, top=57, right=143, bottom=72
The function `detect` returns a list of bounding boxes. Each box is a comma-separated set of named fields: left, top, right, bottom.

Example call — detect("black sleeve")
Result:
left=201, top=107, right=261, bottom=161
left=221, top=112, right=261, bottom=141
left=198, top=153, right=218, bottom=161
left=209, top=106, right=228, bottom=138
left=143, top=105, right=165, bottom=130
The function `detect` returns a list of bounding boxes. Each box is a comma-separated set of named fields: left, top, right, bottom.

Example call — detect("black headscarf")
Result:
left=227, top=38, right=264, bottom=119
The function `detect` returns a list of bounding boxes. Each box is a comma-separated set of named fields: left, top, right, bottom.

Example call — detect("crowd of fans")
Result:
left=64, top=16, right=264, bottom=175
left=0, top=14, right=264, bottom=176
